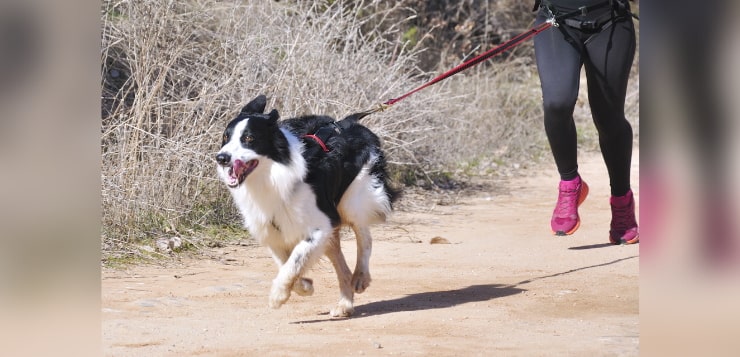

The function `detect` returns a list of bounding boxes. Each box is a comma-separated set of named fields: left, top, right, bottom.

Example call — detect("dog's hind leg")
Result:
left=325, top=227, right=355, bottom=317
left=292, top=277, right=314, bottom=296
left=351, top=224, right=373, bottom=294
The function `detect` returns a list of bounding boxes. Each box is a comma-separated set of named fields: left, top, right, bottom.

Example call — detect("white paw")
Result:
left=269, top=282, right=291, bottom=309
left=292, top=277, right=314, bottom=296
left=351, top=271, right=371, bottom=293
left=330, top=300, right=354, bottom=317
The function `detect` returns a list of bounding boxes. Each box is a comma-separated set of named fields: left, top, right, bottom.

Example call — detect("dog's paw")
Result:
left=269, top=282, right=291, bottom=309
left=330, top=299, right=354, bottom=318
left=292, top=277, right=314, bottom=296
left=351, top=271, right=371, bottom=293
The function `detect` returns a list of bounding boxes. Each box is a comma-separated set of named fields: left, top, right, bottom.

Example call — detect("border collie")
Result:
left=215, top=95, right=399, bottom=317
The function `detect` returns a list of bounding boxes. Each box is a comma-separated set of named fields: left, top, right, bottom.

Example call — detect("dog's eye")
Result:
left=222, top=134, right=228, bottom=143
left=242, top=135, right=254, bottom=144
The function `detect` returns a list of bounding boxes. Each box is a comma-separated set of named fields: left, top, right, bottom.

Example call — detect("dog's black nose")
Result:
left=216, top=153, right=231, bottom=165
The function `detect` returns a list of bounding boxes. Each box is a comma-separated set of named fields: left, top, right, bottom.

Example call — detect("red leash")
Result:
left=362, top=21, right=553, bottom=114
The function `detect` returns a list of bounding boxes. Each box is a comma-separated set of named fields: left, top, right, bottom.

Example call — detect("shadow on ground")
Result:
left=291, top=256, right=637, bottom=324
left=568, top=243, right=615, bottom=250
left=291, top=284, right=523, bottom=324
left=355, top=283, right=524, bottom=317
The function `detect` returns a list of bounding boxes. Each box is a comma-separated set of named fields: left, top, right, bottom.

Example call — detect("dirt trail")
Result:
left=102, top=151, right=639, bottom=356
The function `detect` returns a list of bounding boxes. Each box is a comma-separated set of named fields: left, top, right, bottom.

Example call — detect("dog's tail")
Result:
left=340, top=101, right=390, bottom=126
left=340, top=111, right=372, bottom=124
left=337, top=111, right=373, bottom=130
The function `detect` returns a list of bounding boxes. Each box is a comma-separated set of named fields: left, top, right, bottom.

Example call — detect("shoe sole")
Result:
left=609, top=236, right=640, bottom=245
left=552, top=180, right=589, bottom=236
left=623, top=236, right=639, bottom=244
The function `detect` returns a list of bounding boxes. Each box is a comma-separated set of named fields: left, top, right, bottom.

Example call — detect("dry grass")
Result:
left=101, top=0, right=639, bottom=258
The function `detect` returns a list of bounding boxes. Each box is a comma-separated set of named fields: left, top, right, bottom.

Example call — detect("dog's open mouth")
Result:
left=226, top=159, right=259, bottom=187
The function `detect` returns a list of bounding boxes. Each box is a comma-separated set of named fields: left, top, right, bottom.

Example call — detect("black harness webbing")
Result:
left=303, top=122, right=343, bottom=153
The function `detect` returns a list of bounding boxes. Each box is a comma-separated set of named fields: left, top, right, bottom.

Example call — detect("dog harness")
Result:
left=301, top=122, right=343, bottom=153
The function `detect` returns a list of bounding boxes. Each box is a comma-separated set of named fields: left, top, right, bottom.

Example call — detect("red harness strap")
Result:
left=302, top=134, right=329, bottom=152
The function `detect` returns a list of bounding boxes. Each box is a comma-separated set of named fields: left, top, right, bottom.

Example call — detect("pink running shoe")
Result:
left=551, top=176, right=589, bottom=236
left=609, top=190, right=639, bottom=244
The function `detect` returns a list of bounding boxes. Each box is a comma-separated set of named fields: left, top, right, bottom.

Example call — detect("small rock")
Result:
left=430, top=236, right=451, bottom=244
left=169, top=237, right=182, bottom=250
left=155, top=238, right=169, bottom=252
left=207, top=240, right=224, bottom=248
left=155, top=237, right=183, bottom=253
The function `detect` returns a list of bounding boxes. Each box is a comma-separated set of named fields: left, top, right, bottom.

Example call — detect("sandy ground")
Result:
left=102, top=151, right=639, bottom=356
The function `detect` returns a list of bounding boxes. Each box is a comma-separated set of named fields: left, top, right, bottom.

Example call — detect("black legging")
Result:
left=534, top=7, right=636, bottom=197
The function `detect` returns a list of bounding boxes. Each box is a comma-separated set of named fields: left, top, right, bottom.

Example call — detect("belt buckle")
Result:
left=580, top=20, right=597, bottom=31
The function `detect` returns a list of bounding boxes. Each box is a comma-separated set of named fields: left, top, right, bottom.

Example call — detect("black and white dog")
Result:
left=215, top=95, right=399, bottom=317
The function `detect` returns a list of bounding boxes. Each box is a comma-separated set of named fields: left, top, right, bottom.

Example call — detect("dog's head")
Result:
left=215, top=95, right=291, bottom=188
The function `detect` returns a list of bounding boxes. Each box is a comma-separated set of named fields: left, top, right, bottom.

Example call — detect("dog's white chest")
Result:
left=234, top=181, right=326, bottom=245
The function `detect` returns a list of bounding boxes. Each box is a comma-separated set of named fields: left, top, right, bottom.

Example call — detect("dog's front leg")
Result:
left=269, top=228, right=328, bottom=309
left=268, top=247, right=314, bottom=297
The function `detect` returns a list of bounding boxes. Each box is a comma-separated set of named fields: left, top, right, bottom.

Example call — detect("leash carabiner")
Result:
left=544, top=5, right=560, bottom=27
left=355, top=102, right=390, bottom=118
left=374, top=102, right=390, bottom=112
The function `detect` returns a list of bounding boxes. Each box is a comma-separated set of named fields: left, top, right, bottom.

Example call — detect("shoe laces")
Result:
left=555, top=187, right=579, bottom=216
left=611, top=201, right=636, bottom=230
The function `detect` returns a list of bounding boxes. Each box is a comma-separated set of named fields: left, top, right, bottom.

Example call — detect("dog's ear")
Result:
left=267, top=109, right=279, bottom=124
left=241, top=95, right=267, bottom=114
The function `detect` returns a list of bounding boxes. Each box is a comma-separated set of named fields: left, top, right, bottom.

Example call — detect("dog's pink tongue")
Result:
left=232, top=159, right=245, bottom=179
